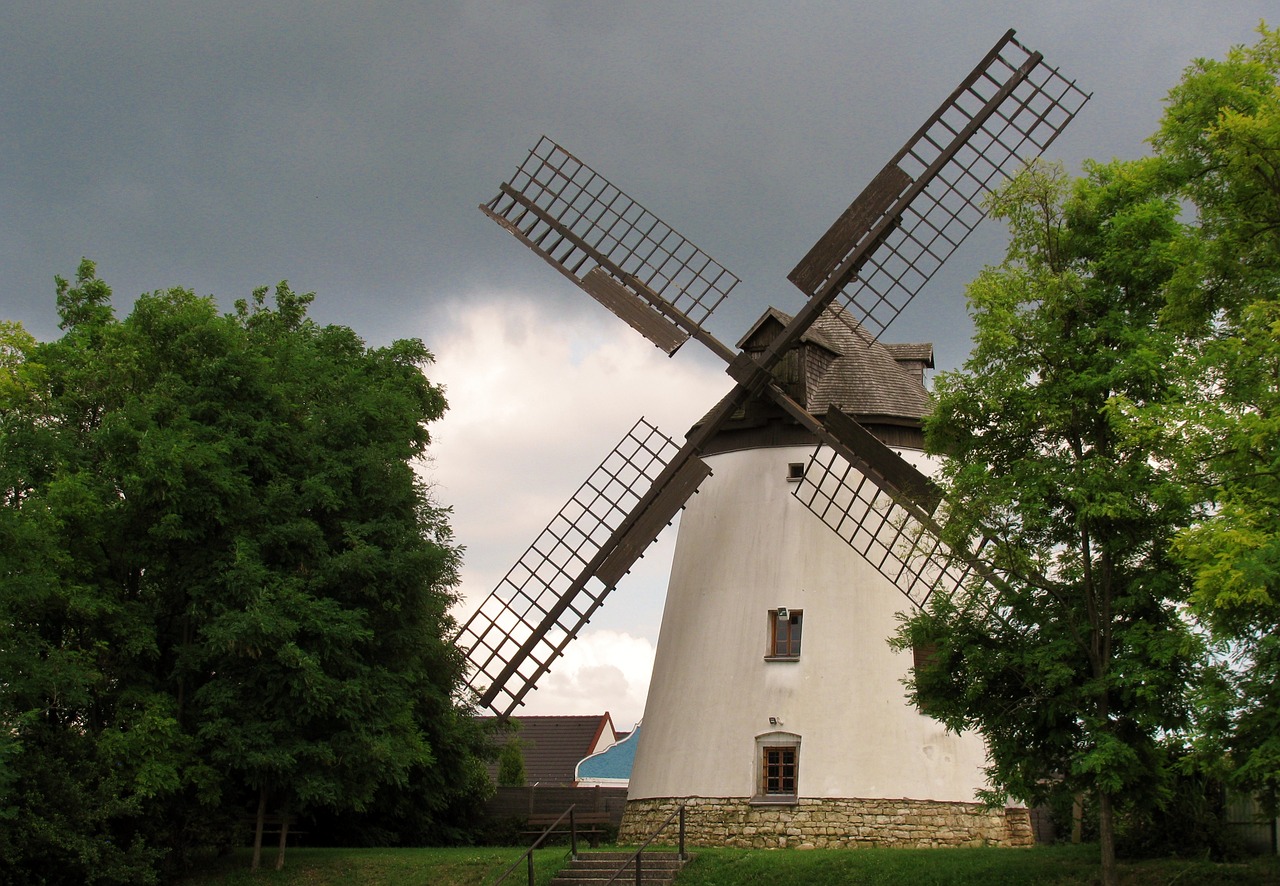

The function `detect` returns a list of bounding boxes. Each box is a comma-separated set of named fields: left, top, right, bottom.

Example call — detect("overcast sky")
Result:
left=4, top=3, right=1272, bottom=727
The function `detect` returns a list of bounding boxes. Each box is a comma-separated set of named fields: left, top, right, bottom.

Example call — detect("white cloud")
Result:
left=516, top=629, right=656, bottom=730
left=422, top=290, right=726, bottom=722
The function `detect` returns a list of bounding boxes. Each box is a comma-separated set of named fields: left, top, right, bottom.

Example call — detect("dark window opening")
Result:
left=912, top=640, right=939, bottom=673
left=787, top=462, right=805, bottom=481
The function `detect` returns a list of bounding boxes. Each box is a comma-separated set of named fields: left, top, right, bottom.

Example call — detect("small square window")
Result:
left=767, top=609, right=802, bottom=659
left=787, top=462, right=805, bottom=482
left=912, top=640, right=939, bottom=673
left=762, top=745, right=798, bottom=797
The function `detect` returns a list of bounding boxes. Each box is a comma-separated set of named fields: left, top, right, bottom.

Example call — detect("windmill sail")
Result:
left=481, top=137, right=740, bottom=359
left=787, top=29, right=1090, bottom=342
left=777, top=30, right=1088, bottom=605
left=454, top=419, right=710, bottom=717
left=792, top=438, right=1004, bottom=609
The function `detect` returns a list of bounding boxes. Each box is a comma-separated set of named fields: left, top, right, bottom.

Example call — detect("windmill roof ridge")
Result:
left=737, top=306, right=841, bottom=355
left=807, top=307, right=932, bottom=421
left=883, top=341, right=935, bottom=363
left=743, top=303, right=933, bottom=422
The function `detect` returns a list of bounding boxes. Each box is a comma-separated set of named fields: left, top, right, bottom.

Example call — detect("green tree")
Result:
left=1150, top=24, right=1280, bottom=809
left=892, top=161, right=1203, bottom=886
left=0, top=263, right=475, bottom=882
left=497, top=737, right=527, bottom=788
left=0, top=266, right=187, bottom=886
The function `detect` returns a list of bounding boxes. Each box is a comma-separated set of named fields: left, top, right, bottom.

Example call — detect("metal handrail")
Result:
left=603, top=803, right=686, bottom=886
left=491, top=804, right=581, bottom=886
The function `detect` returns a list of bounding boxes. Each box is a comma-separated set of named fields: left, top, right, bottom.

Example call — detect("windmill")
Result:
left=457, top=30, right=1088, bottom=847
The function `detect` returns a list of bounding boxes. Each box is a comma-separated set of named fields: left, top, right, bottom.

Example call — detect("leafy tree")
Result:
left=0, top=321, right=40, bottom=408
left=0, top=262, right=475, bottom=882
left=497, top=737, right=527, bottom=787
left=1, top=269, right=186, bottom=886
left=892, top=161, right=1203, bottom=886
left=1149, top=24, right=1280, bottom=809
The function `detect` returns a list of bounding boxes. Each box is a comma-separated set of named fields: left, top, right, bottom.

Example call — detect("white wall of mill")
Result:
left=628, top=444, right=991, bottom=803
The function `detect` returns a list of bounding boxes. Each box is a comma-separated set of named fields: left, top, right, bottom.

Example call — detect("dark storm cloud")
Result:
left=2, top=2, right=1273, bottom=366
left=4, top=0, right=1274, bottom=721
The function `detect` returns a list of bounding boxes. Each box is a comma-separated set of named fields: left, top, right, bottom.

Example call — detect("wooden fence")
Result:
left=483, top=785, right=629, bottom=829
left=1226, top=792, right=1278, bottom=855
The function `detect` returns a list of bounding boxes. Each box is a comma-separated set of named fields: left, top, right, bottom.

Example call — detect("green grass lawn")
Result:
left=179, top=846, right=569, bottom=886
left=676, top=845, right=1279, bottom=885
left=181, top=843, right=1280, bottom=885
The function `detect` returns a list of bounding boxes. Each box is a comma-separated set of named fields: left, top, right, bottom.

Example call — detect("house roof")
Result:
left=479, top=713, right=618, bottom=786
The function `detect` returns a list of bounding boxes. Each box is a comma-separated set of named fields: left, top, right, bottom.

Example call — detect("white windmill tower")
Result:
left=455, top=30, right=1089, bottom=847
left=623, top=308, right=1010, bottom=848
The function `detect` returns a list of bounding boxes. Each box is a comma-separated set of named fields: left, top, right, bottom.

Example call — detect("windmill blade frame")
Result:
left=785, top=28, right=1090, bottom=344
left=737, top=376, right=1008, bottom=609
left=792, top=434, right=1005, bottom=609
left=453, top=418, right=711, bottom=717
left=481, top=137, right=741, bottom=361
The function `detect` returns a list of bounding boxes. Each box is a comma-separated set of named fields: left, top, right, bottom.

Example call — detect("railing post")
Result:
left=492, top=804, right=576, bottom=886
left=570, top=807, right=579, bottom=860
left=598, top=801, right=685, bottom=886
left=678, top=804, right=686, bottom=861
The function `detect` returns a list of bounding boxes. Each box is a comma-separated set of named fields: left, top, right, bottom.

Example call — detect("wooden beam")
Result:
left=788, top=163, right=912, bottom=296
left=581, top=267, right=688, bottom=355
left=597, top=455, right=712, bottom=586
left=819, top=406, right=943, bottom=515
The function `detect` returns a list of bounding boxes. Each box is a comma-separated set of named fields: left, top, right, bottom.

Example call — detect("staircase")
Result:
left=549, top=850, right=688, bottom=886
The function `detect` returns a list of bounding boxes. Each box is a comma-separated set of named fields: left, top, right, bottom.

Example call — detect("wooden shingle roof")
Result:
left=737, top=306, right=841, bottom=356
left=882, top=342, right=935, bottom=364
left=803, top=307, right=933, bottom=422
left=693, top=304, right=936, bottom=453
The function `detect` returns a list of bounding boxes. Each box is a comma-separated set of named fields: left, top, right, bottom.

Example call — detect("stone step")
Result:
left=548, top=851, right=687, bottom=886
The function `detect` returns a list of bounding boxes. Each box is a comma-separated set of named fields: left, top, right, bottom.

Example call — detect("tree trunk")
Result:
left=275, top=800, right=290, bottom=871
left=1098, top=790, right=1118, bottom=886
left=1071, top=792, right=1083, bottom=844
left=251, top=786, right=267, bottom=872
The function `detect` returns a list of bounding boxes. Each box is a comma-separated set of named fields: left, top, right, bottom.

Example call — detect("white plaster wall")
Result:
left=628, top=444, right=991, bottom=803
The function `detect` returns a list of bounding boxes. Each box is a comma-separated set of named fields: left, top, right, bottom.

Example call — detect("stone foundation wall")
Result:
left=618, top=796, right=1034, bottom=849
